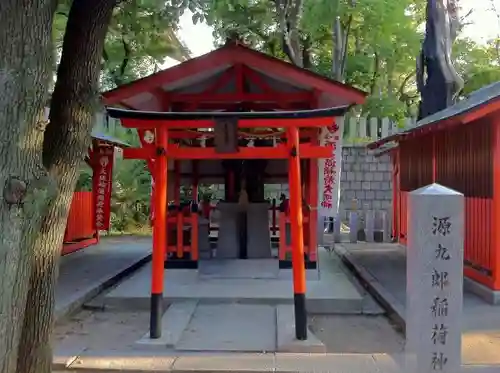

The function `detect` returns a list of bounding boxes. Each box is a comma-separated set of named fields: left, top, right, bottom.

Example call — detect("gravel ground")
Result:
left=54, top=309, right=405, bottom=355
left=309, top=314, right=405, bottom=354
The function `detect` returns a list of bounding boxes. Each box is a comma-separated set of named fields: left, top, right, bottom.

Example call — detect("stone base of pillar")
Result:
left=279, top=254, right=317, bottom=270
left=164, top=257, right=198, bottom=269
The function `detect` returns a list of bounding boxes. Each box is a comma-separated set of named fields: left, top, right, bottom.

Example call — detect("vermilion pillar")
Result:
left=287, top=126, right=307, bottom=340
left=150, top=127, right=168, bottom=338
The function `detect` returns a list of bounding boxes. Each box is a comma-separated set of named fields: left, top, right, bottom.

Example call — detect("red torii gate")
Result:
left=103, top=40, right=366, bottom=341
left=107, top=107, right=350, bottom=341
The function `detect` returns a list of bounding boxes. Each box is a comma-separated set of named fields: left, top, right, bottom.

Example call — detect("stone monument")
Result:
left=406, top=183, right=464, bottom=373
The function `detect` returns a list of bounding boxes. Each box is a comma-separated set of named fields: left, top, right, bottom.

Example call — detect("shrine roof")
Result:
left=102, top=41, right=367, bottom=111
left=91, top=131, right=130, bottom=148
left=367, top=81, right=500, bottom=149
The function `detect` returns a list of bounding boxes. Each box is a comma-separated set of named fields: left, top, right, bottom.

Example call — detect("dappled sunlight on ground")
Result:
left=463, top=331, right=500, bottom=365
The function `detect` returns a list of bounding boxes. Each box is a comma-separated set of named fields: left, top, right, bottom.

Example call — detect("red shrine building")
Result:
left=102, top=40, right=366, bottom=339
left=368, top=82, right=500, bottom=303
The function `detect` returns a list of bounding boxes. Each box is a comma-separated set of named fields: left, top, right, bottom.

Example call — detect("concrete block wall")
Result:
left=339, top=145, right=393, bottom=222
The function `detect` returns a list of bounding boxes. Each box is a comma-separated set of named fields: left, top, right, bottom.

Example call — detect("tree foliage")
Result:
left=53, top=0, right=193, bottom=90
left=202, top=0, right=500, bottom=121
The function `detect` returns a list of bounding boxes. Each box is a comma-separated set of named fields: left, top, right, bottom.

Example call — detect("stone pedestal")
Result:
left=216, top=202, right=240, bottom=259
left=198, top=217, right=211, bottom=259
left=246, top=203, right=272, bottom=258
left=333, top=215, right=341, bottom=243
left=216, top=202, right=272, bottom=259
left=406, top=184, right=464, bottom=373
left=348, top=211, right=358, bottom=243
left=365, top=210, right=375, bottom=242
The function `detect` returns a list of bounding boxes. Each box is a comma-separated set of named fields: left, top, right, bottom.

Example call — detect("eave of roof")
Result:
left=106, top=105, right=352, bottom=121
left=372, top=142, right=398, bottom=157
left=91, top=130, right=130, bottom=148
left=367, top=81, right=500, bottom=150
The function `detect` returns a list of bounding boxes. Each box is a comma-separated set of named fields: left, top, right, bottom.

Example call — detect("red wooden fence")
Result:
left=397, top=120, right=498, bottom=289
left=62, top=191, right=98, bottom=255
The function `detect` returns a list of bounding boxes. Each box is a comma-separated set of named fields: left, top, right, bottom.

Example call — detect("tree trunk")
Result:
left=417, top=0, right=463, bottom=119
left=274, top=0, right=304, bottom=67
left=16, top=1, right=118, bottom=373
left=0, top=2, right=56, bottom=373
left=332, top=17, right=343, bottom=80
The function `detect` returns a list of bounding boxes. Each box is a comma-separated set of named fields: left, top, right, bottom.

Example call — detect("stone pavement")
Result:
left=55, top=236, right=151, bottom=322
left=53, top=351, right=499, bottom=372
left=336, top=243, right=500, bottom=368
left=98, top=248, right=375, bottom=315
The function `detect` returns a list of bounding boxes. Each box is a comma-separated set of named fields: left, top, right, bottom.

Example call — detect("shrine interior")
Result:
left=168, top=157, right=308, bottom=263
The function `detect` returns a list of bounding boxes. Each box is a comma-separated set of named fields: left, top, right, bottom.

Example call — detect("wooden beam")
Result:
left=231, top=48, right=366, bottom=104
left=172, top=102, right=310, bottom=111
left=169, top=92, right=311, bottom=104
left=170, top=144, right=331, bottom=159
left=235, top=63, right=244, bottom=93
left=205, top=67, right=235, bottom=94
left=120, top=116, right=336, bottom=129
left=123, top=147, right=155, bottom=160
left=152, top=88, right=171, bottom=110
left=123, top=144, right=331, bottom=160
left=243, top=65, right=272, bottom=92
left=152, top=68, right=236, bottom=111
left=167, top=129, right=317, bottom=140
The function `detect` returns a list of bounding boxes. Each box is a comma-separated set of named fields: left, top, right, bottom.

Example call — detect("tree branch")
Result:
left=398, top=70, right=416, bottom=98
left=340, top=14, right=353, bottom=80
left=118, top=36, right=131, bottom=78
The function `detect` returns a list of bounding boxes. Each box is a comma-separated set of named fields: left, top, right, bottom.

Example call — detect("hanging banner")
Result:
left=92, top=145, right=114, bottom=230
left=318, top=117, right=344, bottom=217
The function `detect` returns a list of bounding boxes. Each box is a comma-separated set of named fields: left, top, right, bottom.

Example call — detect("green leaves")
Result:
left=54, top=0, right=197, bottom=90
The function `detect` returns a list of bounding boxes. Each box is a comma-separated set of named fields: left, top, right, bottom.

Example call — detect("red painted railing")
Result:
left=62, top=191, right=98, bottom=255
left=278, top=211, right=311, bottom=261
left=166, top=208, right=198, bottom=259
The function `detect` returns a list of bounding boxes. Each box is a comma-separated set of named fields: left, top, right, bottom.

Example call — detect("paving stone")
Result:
left=136, top=301, right=198, bottom=348
left=70, top=352, right=176, bottom=371
left=175, top=304, right=276, bottom=352
left=276, top=305, right=326, bottom=353
left=274, top=353, right=380, bottom=373
left=172, top=353, right=275, bottom=372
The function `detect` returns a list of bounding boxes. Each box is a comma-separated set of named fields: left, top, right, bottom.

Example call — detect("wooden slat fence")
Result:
left=343, top=116, right=417, bottom=145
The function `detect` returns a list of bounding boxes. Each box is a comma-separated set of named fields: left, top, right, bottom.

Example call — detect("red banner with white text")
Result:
left=92, top=145, right=114, bottom=230
left=318, top=117, right=344, bottom=217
